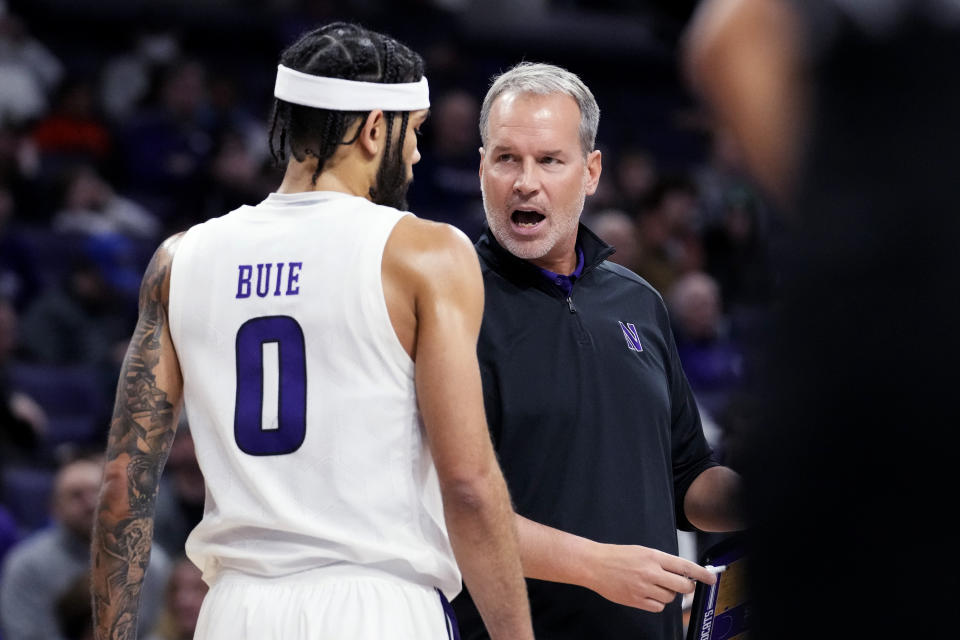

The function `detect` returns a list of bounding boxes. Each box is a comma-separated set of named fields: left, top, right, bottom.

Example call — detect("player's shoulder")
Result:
left=176, top=203, right=253, bottom=240
left=391, top=214, right=476, bottom=260
left=385, top=215, right=480, bottom=291
left=158, top=204, right=247, bottom=265
left=148, top=231, right=187, bottom=272
left=137, top=231, right=188, bottom=307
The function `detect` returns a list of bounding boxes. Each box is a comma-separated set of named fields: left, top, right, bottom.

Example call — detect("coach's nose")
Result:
left=513, top=157, right=540, bottom=196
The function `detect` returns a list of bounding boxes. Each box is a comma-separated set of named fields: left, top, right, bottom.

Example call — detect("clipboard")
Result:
left=685, top=534, right=750, bottom=640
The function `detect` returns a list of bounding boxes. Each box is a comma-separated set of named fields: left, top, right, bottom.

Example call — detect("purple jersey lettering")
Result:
left=236, top=265, right=253, bottom=299
left=236, top=262, right=302, bottom=298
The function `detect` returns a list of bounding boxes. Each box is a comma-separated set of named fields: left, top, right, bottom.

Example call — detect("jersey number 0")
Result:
left=234, top=315, right=307, bottom=455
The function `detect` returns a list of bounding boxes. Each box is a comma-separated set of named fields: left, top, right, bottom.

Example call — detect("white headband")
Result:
left=274, top=64, right=430, bottom=111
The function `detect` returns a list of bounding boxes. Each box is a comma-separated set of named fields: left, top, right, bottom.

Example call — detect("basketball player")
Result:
left=91, top=23, right=533, bottom=640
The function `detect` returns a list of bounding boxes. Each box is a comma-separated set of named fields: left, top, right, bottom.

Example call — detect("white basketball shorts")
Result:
left=194, top=568, right=458, bottom=639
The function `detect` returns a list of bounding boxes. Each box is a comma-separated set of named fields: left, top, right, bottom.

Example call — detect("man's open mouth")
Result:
left=511, top=210, right=546, bottom=228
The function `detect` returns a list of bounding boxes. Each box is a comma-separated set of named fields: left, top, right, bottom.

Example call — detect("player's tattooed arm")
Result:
left=91, top=234, right=184, bottom=640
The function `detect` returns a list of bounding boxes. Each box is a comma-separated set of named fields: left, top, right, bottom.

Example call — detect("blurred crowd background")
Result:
left=0, top=1, right=777, bottom=638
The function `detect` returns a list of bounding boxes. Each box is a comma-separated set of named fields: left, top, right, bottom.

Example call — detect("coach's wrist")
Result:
left=579, top=539, right=612, bottom=591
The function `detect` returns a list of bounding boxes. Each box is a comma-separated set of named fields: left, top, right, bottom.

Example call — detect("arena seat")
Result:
left=7, top=362, right=109, bottom=457
left=7, top=362, right=108, bottom=419
left=0, top=466, right=55, bottom=535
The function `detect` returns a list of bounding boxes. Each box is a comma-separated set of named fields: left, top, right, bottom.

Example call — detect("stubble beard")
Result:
left=481, top=182, right=586, bottom=261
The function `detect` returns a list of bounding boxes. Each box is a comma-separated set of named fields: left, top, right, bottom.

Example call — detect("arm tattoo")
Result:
left=91, top=254, right=179, bottom=640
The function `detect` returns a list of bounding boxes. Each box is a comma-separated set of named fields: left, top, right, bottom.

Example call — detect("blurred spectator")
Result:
left=153, top=423, right=204, bottom=558
left=0, top=504, right=18, bottom=571
left=614, top=145, right=658, bottom=209
left=407, top=88, right=486, bottom=240
left=0, top=125, right=41, bottom=220
left=418, top=34, right=470, bottom=89
left=632, top=197, right=675, bottom=294
left=666, top=271, right=745, bottom=416
left=0, top=455, right=171, bottom=640
left=580, top=148, right=623, bottom=217
left=18, top=254, right=133, bottom=365
left=207, top=74, right=269, bottom=166
left=585, top=208, right=641, bottom=271
left=118, top=57, right=215, bottom=221
left=633, top=176, right=704, bottom=294
left=198, top=129, right=272, bottom=229
left=80, top=232, right=149, bottom=304
left=197, top=72, right=274, bottom=226
left=100, top=30, right=181, bottom=123
left=30, top=78, right=112, bottom=168
left=146, top=557, right=208, bottom=640
left=656, top=174, right=702, bottom=238
left=0, top=296, right=45, bottom=467
left=54, top=572, right=93, bottom=640
left=0, top=10, right=63, bottom=125
left=0, top=296, right=40, bottom=568
left=51, top=164, right=161, bottom=239
left=0, top=185, right=41, bottom=311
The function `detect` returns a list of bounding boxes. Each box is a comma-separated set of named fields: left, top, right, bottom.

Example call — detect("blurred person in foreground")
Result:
left=685, top=0, right=960, bottom=637
left=451, top=61, right=743, bottom=640
left=0, top=456, right=169, bottom=640
left=91, top=22, right=532, bottom=640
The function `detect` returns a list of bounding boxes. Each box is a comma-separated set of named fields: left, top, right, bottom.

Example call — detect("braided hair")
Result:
left=268, top=22, right=425, bottom=188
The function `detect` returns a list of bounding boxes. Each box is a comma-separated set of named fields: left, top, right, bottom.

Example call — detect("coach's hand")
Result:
left=585, top=543, right=716, bottom=612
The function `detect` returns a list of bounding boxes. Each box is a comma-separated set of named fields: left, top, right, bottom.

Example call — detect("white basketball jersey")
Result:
left=168, top=191, right=461, bottom=599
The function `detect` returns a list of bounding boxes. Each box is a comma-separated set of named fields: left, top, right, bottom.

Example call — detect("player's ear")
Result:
left=358, top=110, right=385, bottom=156
left=478, top=147, right=485, bottom=179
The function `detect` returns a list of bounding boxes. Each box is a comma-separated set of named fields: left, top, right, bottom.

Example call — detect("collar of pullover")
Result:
left=476, top=223, right=615, bottom=297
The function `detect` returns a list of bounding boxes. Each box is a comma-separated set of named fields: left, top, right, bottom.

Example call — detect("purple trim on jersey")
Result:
left=437, top=589, right=461, bottom=640
left=537, top=246, right=585, bottom=297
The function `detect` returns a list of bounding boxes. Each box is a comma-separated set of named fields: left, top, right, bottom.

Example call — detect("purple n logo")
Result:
left=618, top=321, right=643, bottom=352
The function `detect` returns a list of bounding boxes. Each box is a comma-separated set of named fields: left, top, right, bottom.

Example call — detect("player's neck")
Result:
left=276, top=156, right=374, bottom=199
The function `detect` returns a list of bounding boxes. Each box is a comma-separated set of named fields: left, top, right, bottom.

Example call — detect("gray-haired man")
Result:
left=451, top=62, right=744, bottom=639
